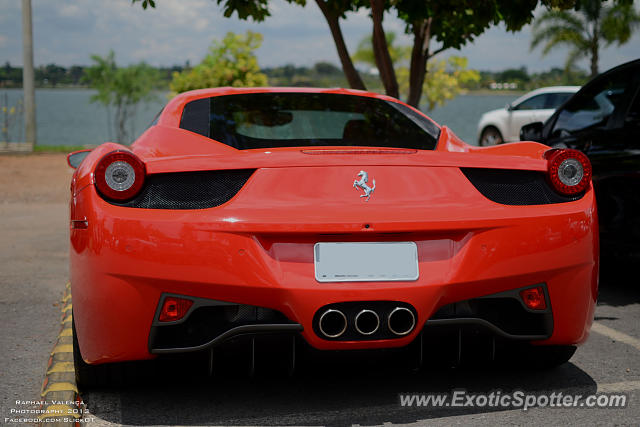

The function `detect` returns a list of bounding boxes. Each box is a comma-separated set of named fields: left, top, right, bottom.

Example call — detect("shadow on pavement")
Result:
left=82, top=351, right=597, bottom=426
left=597, top=260, right=640, bottom=307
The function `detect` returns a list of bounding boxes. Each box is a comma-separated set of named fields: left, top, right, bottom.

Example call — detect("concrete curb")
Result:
left=38, top=282, right=87, bottom=426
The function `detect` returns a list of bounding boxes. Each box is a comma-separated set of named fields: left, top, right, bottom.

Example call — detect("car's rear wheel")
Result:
left=479, top=126, right=504, bottom=146
left=72, top=315, right=125, bottom=388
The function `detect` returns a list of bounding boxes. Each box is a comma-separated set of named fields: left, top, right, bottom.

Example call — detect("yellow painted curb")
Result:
left=38, top=283, right=84, bottom=425
left=38, top=404, right=82, bottom=420
left=47, top=362, right=75, bottom=374
left=41, top=382, right=78, bottom=396
left=51, top=344, right=73, bottom=355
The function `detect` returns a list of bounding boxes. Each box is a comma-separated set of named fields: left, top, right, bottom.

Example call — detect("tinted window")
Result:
left=515, top=94, right=548, bottom=110
left=553, top=70, right=633, bottom=133
left=545, top=92, right=573, bottom=109
left=180, top=98, right=210, bottom=136
left=182, top=93, right=440, bottom=150
left=626, top=87, right=640, bottom=125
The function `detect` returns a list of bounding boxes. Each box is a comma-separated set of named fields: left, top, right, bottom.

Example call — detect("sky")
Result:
left=0, top=0, right=638, bottom=73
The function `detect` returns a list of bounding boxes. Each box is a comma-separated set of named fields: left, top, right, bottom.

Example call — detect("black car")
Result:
left=521, top=59, right=640, bottom=261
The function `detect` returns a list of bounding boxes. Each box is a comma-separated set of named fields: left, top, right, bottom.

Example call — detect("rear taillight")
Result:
left=545, top=149, right=591, bottom=196
left=158, top=297, right=194, bottom=322
left=95, top=150, right=145, bottom=201
left=520, top=286, right=547, bottom=310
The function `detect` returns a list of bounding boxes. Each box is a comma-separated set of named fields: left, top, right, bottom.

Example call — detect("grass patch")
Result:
left=33, top=145, right=94, bottom=153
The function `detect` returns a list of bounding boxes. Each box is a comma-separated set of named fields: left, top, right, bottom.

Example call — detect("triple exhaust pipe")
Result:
left=318, top=306, right=416, bottom=339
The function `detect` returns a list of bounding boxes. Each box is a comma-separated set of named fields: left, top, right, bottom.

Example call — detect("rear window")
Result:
left=179, top=93, right=440, bottom=150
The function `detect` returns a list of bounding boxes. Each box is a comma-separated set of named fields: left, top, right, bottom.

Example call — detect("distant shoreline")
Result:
left=1, top=86, right=526, bottom=96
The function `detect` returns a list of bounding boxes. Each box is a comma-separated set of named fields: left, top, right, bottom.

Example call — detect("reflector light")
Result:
left=520, top=286, right=547, bottom=310
left=95, top=150, right=146, bottom=201
left=546, top=149, right=591, bottom=196
left=159, top=297, right=194, bottom=322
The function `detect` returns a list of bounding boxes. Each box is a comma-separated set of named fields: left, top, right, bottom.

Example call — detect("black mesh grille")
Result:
left=151, top=305, right=291, bottom=350
left=431, top=297, right=552, bottom=337
left=108, top=169, right=254, bottom=209
left=461, top=168, right=582, bottom=205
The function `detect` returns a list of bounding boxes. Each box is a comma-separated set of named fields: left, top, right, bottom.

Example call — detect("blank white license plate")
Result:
left=314, top=242, right=419, bottom=282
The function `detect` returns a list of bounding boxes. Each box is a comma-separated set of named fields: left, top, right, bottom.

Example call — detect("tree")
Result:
left=354, top=33, right=479, bottom=110
left=313, top=0, right=367, bottom=90
left=84, top=51, right=159, bottom=143
left=498, top=67, right=531, bottom=83
left=531, top=0, right=640, bottom=77
left=169, top=31, right=268, bottom=93
left=415, top=56, right=480, bottom=111
left=325, top=0, right=579, bottom=105
left=132, top=0, right=368, bottom=90
left=132, top=0, right=578, bottom=107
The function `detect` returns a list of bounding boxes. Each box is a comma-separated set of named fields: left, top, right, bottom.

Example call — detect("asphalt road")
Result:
left=0, top=154, right=71, bottom=424
left=1, top=153, right=639, bottom=426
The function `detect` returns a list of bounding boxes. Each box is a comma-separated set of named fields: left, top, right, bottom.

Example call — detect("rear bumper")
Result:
left=71, top=185, right=598, bottom=364
left=147, top=284, right=553, bottom=355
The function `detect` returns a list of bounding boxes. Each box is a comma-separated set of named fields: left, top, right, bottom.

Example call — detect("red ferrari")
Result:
left=68, top=88, right=598, bottom=386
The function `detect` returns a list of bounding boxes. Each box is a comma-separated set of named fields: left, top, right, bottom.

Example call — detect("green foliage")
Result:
left=262, top=61, right=380, bottom=88
left=531, top=0, right=640, bottom=76
left=0, top=62, right=23, bottom=87
left=352, top=33, right=479, bottom=110
left=352, top=32, right=411, bottom=67
left=1, top=62, right=86, bottom=88
left=496, top=67, right=531, bottom=83
left=394, top=0, right=543, bottom=53
left=473, top=66, right=590, bottom=91
left=0, top=61, right=185, bottom=89
left=33, top=145, right=91, bottom=153
left=132, top=0, right=301, bottom=21
left=136, top=0, right=155, bottom=9
left=170, top=31, right=268, bottom=93
left=264, top=62, right=342, bottom=87
left=130, top=0, right=574, bottom=106
left=397, top=56, right=480, bottom=111
left=84, top=51, right=160, bottom=143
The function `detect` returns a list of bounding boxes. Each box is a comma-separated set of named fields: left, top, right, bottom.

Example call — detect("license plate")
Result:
left=314, top=242, right=419, bottom=282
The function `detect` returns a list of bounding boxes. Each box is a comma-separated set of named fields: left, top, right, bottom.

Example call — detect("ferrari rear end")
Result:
left=69, top=89, right=597, bottom=385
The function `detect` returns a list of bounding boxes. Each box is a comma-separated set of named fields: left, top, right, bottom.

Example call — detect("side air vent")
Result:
left=461, top=168, right=582, bottom=205
left=106, top=169, right=255, bottom=209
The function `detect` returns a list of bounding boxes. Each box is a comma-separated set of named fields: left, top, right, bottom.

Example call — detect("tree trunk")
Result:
left=590, top=31, right=599, bottom=77
left=315, top=0, right=366, bottom=91
left=407, top=19, right=432, bottom=107
left=590, top=44, right=598, bottom=78
left=590, top=13, right=599, bottom=78
left=370, top=0, right=399, bottom=98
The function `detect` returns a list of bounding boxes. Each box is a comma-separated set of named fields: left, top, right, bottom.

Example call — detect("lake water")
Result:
left=0, top=88, right=516, bottom=147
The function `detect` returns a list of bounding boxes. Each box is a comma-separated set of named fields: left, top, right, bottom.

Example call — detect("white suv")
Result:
left=477, top=86, right=579, bottom=146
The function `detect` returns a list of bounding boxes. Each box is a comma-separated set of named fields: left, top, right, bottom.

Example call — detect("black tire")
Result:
left=479, top=126, right=504, bottom=146
left=72, top=315, right=125, bottom=388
